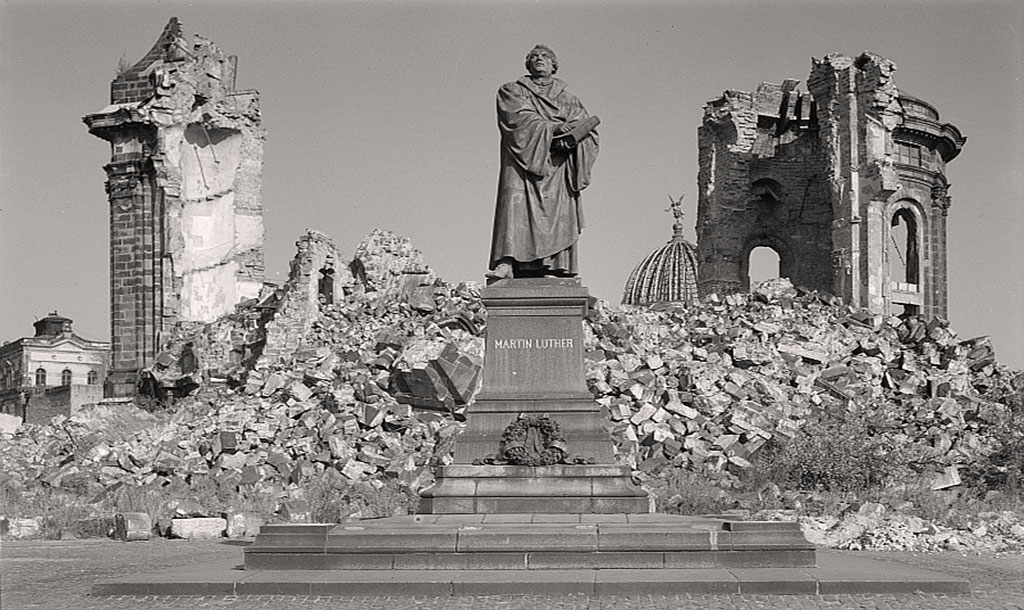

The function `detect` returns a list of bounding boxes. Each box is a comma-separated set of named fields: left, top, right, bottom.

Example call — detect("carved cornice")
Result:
left=894, top=117, right=965, bottom=162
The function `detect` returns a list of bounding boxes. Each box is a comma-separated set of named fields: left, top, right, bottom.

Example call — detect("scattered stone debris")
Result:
left=589, top=277, right=1015, bottom=491
left=764, top=505, right=1024, bottom=554
left=0, top=233, right=1020, bottom=554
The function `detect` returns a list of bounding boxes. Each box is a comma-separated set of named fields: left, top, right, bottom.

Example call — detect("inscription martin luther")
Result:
left=493, top=338, right=574, bottom=349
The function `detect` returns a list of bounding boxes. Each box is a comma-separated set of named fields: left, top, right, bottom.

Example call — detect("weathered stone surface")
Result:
left=170, top=517, right=226, bottom=540
left=6, top=517, right=41, bottom=539
left=114, top=512, right=152, bottom=541
left=223, top=511, right=264, bottom=538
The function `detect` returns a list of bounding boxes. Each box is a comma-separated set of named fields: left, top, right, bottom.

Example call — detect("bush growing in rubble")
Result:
left=305, top=474, right=417, bottom=522
left=755, top=410, right=919, bottom=494
left=965, top=375, right=1024, bottom=495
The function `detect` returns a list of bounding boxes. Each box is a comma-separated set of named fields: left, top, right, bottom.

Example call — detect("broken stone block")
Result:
left=223, top=511, right=264, bottom=538
left=931, top=465, right=962, bottom=490
left=277, top=499, right=312, bottom=523
left=7, top=517, right=41, bottom=539
left=289, top=381, right=313, bottom=402
left=114, top=512, right=152, bottom=541
left=170, top=517, right=226, bottom=540
left=0, top=413, right=21, bottom=435
left=171, top=499, right=207, bottom=518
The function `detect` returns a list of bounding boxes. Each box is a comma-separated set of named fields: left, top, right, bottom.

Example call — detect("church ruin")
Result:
left=696, top=52, right=965, bottom=318
left=83, top=19, right=265, bottom=396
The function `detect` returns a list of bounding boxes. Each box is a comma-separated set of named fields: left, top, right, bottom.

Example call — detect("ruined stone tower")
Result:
left=84, top=19, right=264, bottom=396
left=697, top=52, right=964, bottom=318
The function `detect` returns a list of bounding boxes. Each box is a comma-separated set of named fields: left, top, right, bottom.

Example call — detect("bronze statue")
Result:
left=487, top=45, right=599, bottom=281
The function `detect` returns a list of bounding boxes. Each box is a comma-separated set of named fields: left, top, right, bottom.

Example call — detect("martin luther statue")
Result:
left=487, top=45, right=599, bottom=281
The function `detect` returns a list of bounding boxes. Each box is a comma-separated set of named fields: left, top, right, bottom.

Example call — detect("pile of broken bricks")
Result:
left=585, top=278, right=1017, bottom=492
left=1, top=234, right=1021, bottom=552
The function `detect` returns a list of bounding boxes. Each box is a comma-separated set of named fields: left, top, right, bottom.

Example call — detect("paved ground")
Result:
left=2, top=538, right=1023, bottom=609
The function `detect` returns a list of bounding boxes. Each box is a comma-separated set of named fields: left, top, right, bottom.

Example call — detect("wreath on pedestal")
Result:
left=500, top=414, right=568, bottom=466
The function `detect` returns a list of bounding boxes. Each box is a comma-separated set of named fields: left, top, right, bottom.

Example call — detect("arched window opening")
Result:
left=318, top=267, right=335, bottom=305
left=751, top=179, right=783, bottom=205
left=87, top=370, right=99, bottom=385
left=888, top=208, right=919, bottom=289
left=750, top=178, right=784, bottom=222
left=61, top=369, right=72, bottom=386
left=748, top=246, right=782, bottom=289
left=35, top=368, right=47, bottom=386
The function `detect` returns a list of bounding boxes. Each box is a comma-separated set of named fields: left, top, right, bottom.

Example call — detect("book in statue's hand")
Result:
left=552, top=115, right=600, bottom=152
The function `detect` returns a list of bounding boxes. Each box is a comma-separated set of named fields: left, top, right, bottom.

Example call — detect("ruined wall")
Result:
left=23, top=385, right=104, bottom=425
left=697, top=81, right=832, bottom=295
left=259, top=231, right=349, bottom=367
left=257, top=229, right=436, bottom=368
left=84, top=18, right=264, bottom=396
left=697, top=52, right=964, bottom=319
left=807, top=53, right=964, bottom=318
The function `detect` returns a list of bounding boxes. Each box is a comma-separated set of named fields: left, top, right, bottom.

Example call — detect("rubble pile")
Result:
left=1, top=232, right=1021, bottom=551
left=0, top=274, right=483, bottom=528
left=762, top=503, right=1024, bottom=553
left=0, top=231, right=484, bottom=531
left=586, top=278, right=1018, bottom=489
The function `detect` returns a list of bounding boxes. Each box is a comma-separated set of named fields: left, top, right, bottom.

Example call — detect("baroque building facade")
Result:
left=83, top=19, right=265, bottom=396
left=696, top=52, right=965, bottom=318
left=0, top=313, right=109, bottom=423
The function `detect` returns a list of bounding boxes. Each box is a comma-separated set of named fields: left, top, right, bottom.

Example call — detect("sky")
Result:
left=1, top=0, right=1022, bottom=369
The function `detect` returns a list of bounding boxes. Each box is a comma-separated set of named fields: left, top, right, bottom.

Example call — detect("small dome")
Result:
left=622, top=222, right=700, bottom=306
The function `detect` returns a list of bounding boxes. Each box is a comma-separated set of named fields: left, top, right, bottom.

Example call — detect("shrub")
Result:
left=757, top=410, right=916, bottom=494
left=646, top=468, right=737, bottom=515
left=305, top=474, right=417, bottom=523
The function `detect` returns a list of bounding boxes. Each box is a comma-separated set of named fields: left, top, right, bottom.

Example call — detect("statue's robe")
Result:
left=489, top=76, right=598, bottom=275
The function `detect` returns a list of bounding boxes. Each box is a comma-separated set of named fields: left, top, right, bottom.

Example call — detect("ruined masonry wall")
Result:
left=85, top=18, right=264, bottom=395
left=259, top=231, right=346, bottom=367
left=697, top=52, right=962, bottom=319
left=697, top=82, right=832, bottom=296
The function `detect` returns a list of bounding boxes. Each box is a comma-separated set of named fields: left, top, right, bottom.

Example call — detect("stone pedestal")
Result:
left=419, top=278, right=647, bottom=514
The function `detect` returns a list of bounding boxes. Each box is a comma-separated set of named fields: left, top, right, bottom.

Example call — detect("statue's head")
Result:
left=525, top=45, right=558, bottom=76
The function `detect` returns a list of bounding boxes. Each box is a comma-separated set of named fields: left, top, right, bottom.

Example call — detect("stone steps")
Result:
left=91, top=550, right=970, bottom=596
left=243, top=514, right=814, bottom=571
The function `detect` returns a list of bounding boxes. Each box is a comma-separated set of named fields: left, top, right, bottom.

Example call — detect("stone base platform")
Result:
left=243, top=513, right=814, bottom=571
left=91, top=550, right=970, bottom=596
left=418, top=466, right=649, bottom=514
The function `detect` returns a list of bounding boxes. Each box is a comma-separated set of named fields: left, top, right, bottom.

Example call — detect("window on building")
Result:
left=61, top=369, right=72, bottom=386
left=87, top=370, right=98, bottom=385
left=889, top=208, right=920, bottom=287
left=895, top=142, right=922, bottom=167
left=35, top=368, right=46, bottom=386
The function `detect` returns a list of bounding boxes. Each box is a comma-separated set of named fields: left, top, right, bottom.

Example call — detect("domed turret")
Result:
left=622, top=196, right=700, bottom=306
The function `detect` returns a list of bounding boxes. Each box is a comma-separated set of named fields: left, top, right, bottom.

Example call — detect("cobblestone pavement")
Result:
left=2, top=539, right=1023, bottom=610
